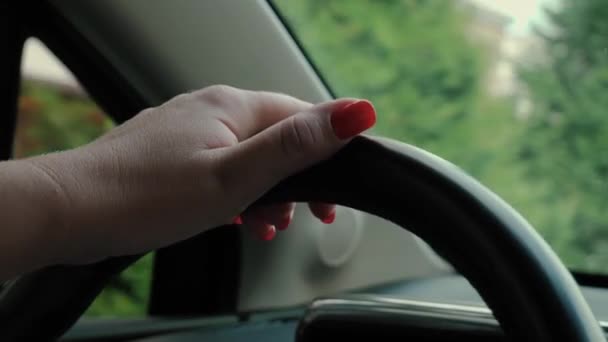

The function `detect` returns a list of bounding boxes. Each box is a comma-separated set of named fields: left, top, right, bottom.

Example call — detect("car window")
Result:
left=273, top=0, right=608, bottom=275
left=17, top=38, right=152, bottom=317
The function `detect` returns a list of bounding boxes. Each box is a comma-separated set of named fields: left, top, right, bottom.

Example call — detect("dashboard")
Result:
left=62, top=275, right=608, bottom=341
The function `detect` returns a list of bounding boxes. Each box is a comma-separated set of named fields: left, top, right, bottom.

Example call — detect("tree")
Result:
left=276, top=0, right=608, bottom=273
left=275, top=0, right=525, bottom=226
left=518, top=0, right=608, bottom=271
left=289, top=0, right=523, bottom=165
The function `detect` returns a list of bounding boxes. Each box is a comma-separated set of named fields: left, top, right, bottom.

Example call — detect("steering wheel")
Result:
left=0, top=136, right=604, bottom=341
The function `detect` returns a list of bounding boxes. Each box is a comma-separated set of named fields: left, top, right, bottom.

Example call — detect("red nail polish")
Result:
left=331, top=100, right=376, bottom=140
left=262, top=225, right=276, bottom=241
left=321, top=211, right=336, bottom=224
left=232, top=215, right=243, bottom=225
left=277, top=216, right=291, bottom=231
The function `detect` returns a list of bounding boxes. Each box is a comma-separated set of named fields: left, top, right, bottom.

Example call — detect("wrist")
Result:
left=23, top=153, right=76, bottom=265
left=0, top=156, right=74, bottom=278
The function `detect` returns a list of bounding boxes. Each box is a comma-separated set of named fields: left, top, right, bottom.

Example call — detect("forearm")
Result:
left=0, top=87, right=374, bottom=282
left=0, top=158, right=67, bottom=281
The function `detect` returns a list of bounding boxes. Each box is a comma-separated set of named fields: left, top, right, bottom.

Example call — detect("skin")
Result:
left=0, top=85, right=373, bottom=281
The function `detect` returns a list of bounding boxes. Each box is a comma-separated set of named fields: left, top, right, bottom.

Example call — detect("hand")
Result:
left=30, top=85, right=376, bottom=263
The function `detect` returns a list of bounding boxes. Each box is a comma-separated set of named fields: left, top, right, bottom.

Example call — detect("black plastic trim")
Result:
left=575, top=272, right=608, bottom=289
left=149, top=226, right=240, bottom=317
left=0, top=2, right=26, bottom=160
left=0, top=256, right=141, bottom=341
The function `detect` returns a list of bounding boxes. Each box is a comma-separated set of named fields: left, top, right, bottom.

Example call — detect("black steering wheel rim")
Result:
left=263, top=136, right=604, bottom=341
left=0, top=136, right=604, bottom=341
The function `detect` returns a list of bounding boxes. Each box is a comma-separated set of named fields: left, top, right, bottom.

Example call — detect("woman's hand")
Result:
left=29, top=85, right=376, bottom=264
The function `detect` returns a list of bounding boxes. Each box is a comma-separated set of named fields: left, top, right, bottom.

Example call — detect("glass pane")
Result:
left=274, top=0, right=608, bottom=274
left=17, top=38, right=152, bottom=316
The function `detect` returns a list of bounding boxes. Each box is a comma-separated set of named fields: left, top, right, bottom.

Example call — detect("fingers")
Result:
left=308, top=202, right=337, bottom=224
left=246, top=203, right=295, bottom=230
left=236, top=202, right=338, bottom=241
left=241, top=203, right=295, bottom=240
left=244, top=214, right=277, bottom=241
left=216, top=98, right=376, bottom=206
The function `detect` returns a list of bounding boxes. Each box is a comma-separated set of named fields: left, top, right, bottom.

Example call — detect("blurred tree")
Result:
left=275, top=0, right=608, bottom=273
left=518, top=0, right=608, bottom=271
left=14, top=81, right=113, bottom=158
left=275, top=0, right=520, bottom=176
left=275, top=3, right=524, bottom=219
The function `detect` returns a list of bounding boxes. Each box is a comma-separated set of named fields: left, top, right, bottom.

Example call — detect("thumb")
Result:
left=216, top=99, right=376, bottom=203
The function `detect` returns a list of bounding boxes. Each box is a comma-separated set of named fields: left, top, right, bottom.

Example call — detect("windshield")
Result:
left=273, top=0, right=608, bottom=275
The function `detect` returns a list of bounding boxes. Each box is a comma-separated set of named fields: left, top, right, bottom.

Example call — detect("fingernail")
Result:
left=276, top=216, right=291, bottom=231
left=262, top=225, right=276, bottom=241
left=321, top=211, right=336, bottom=224
left=232, top=215, right=243, bottom=225
left=331, top=100, right=376, bottom=140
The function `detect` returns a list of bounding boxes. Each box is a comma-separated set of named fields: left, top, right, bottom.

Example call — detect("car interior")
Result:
left=1, top=0, right=608, bottom=341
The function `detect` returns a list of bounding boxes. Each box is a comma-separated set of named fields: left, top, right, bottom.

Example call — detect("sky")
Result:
left=470, top=0, right=561, bottom=35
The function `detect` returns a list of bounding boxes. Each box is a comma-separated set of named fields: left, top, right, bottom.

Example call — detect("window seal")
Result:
left=266, top=0, right=337, bottom=99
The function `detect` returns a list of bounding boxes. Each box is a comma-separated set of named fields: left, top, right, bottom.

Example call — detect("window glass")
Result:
left=273, top=0, right=608, bottom=274
left=17, top=38, right=152, bottom=316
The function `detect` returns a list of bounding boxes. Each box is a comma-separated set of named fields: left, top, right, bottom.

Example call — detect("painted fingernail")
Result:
left=276, top=216, right=291, bottom=231
left=330, top=100, right=376, bottom=140
left=232, top=215, right=243, bottom=225
left=262, top=225, right=276, bottom=241
left=321, top=211, right=336, bottom=224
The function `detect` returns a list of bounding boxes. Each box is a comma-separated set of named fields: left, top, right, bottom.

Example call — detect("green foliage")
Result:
left=85, top=254, right=153, bottom=317
left=279, top=1, right=485, bottom=145
left=275, top=0, right=608, bottom=273
left=15, top=82, right=113, bottom=157
left=276, top=2, right=519, bottom=207
left=517, top=0, right=608, bottom=271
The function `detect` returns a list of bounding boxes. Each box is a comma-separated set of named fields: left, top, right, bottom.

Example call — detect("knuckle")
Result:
left=197, top=85, right=239, bottom=107
left=172, top=93, right=192, bottom=103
